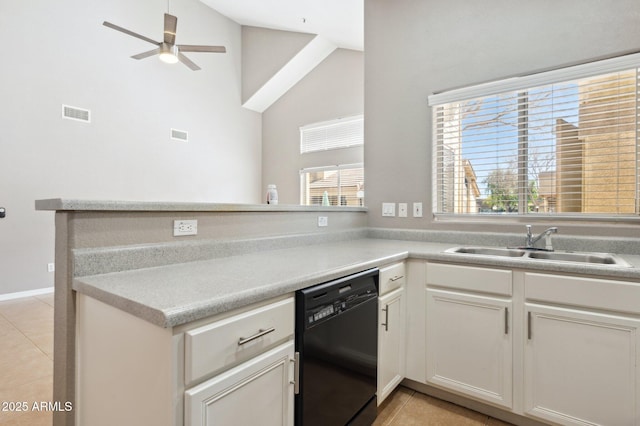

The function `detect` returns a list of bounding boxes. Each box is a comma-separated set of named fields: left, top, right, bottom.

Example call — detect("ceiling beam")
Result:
left=242, top=35, right=337, bottom=113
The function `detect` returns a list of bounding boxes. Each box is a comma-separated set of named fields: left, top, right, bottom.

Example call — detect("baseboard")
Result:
left=0, top=286, right=54, bottom=301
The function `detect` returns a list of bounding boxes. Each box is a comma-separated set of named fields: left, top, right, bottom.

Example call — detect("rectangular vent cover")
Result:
left=62, top=105, right=91, bottom=123
left=171, top=128, right=189, bottom=142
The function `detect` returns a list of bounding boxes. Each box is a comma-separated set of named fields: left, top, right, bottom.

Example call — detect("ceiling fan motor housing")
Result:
left=159, top=43, right=179, bottom=63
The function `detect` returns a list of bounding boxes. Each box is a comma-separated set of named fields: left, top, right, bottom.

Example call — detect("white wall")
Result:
left=262, top=47, right=364, bottom=204
left=0, top=0, right=262, bottom=295
left=365, top=0, right=640, bottom=237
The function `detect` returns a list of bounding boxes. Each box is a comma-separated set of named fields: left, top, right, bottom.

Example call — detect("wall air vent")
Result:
left=62, top=105, right=91, bottom=123
left=171, top=128, right=189, bottom=142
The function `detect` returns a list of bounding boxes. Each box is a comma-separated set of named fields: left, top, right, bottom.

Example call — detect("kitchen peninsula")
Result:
left=37, top=199, right=640, bottom=426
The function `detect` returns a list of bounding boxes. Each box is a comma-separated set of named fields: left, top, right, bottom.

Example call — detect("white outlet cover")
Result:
left=398, top=203, right=408, bottom=217
left=318, top=216, right=328, bottom=227
left=173, top=220, right=198, bottom=236
left=382, top=203, right=396, bottom=217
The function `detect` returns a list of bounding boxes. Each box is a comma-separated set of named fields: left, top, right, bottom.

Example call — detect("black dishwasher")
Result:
left=295, top=268, right=379, bottom=426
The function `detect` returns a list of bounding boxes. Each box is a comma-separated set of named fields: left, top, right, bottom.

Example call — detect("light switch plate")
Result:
left=382, top=203, right=396, bottom=217
left=318, top=216, right=328, bottom=227
left=413, top=202, right=423, bottom=218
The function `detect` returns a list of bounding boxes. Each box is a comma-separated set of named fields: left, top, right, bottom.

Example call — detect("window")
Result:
left=300, top=165, right=365, bottom=206
left=300, top=115, right=364, bottom=154
left=429, top=54, right=640, bottom=217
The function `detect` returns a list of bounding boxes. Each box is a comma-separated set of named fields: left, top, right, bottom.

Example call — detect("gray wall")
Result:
left=0, top=0, right=262, bottom=295
left=365, top=0, right=640, bottom=237
left=262, top=47, right=364, bottom=204
left=241, top=26, right=315, bottom=103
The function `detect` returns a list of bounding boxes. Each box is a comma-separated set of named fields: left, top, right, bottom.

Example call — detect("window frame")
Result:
left=428, top=53, right=640, bottom=220
left=299, top=163, right=365, bottom=207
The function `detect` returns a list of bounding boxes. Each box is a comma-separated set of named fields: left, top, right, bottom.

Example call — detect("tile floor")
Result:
left=375, top=386, right=513, bottom=426
left=0, top=294, right=54, bottom=426
left=0, top=294, right=512, bottom=426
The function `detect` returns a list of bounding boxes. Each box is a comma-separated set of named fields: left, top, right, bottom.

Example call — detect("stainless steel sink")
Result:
left=446, top=246, right=631, bottom=267
left=445, top=247, right=526, bottom=257
left=526, top=250, right=631, bottom=267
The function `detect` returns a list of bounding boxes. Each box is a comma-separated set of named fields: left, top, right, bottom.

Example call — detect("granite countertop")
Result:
left=73, top=238, right=640, bottom=328
left=35, top=198, right=366, bottom=213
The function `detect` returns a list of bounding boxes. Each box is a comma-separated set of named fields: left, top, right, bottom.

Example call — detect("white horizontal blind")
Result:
left=432, top=66, right=640, bottom=216
left=300, top=115, right=364, bottom=154
left=300, top=164, right=365, bottom=206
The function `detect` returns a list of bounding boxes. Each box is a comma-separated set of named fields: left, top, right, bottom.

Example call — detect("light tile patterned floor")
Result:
left=375, top=386, right=513, bottom=426
left=0, top=294, right=54, bottom=426
left=0, top=294, right=512, bottom=426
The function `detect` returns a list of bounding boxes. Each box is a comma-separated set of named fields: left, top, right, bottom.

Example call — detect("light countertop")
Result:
left=73, top=238, right=640, bottom=328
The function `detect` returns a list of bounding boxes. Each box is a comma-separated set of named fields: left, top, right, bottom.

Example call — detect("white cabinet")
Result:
left=75, top=293, right=295, bottom=426
left=524, top=273, right=640, bottom=426
left=185, top=341, right=294, bottom=426
left=425, top=263, right=513, bottom=409
left=183, top=297, right=295, bottom=426
left=378, top=287, right=405, bottom=404
left=377, top=262, right=406, bottom=405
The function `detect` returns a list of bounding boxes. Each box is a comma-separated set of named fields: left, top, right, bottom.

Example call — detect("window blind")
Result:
left=300, top=115, right=364, bottom=154
left=430, top=57, right=640, bottom=216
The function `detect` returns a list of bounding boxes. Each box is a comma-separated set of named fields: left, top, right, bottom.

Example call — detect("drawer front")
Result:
left=426, top=262, right=512, bottom=296
left=380, top=262, right=406, bottom=295
left=525, top=272, right=640, bottom=314
left=185, top=297, right=294, bottom=385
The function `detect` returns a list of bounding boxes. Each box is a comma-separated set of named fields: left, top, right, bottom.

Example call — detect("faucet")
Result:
left=525, top=225, right=558, bottom=251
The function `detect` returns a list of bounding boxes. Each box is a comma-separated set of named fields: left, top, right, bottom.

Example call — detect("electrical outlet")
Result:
left=413, top=202, right=423, bottom=218
left=382, top=203, right=396, bottom=217
left=398, top=203, right=408, bottom=217
left=318, top=216, right=328, bottom=227
left=47, top=263, right=55, bottom=273
left=173, top=220, right=197, bottom=236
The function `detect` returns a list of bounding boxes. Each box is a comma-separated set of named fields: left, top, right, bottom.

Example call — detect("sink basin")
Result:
left=526, top=250, right=631, bottom=267
left=446, top=246, right=631, bottom=267
left=445, top=247, right=526, bottom=257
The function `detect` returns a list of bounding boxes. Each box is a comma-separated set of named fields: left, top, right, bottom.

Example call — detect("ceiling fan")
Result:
left=103, top=13, right=226, bottom=71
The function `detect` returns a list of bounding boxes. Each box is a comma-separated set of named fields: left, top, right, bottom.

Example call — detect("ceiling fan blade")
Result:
left=131, top=48, right=161, bottom=60
left=103, top=21, right=160, bottom=46
left=164, top=13, right=177, bottom=45
left=177, top=52, right=201, bottom=71
left=177, top=45, right=226, bottom=53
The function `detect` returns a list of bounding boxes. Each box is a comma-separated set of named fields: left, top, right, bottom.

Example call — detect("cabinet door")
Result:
left=378, top=287, right=406, bottom=405
left=185, top=341, right=294, bottom=426
left=426, top=288, right=512, bottom=409
left=524, top=303, right=640, bottom=426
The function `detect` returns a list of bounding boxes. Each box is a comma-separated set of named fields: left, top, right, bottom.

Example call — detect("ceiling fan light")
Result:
left=159, top=43, right=178, bottom=64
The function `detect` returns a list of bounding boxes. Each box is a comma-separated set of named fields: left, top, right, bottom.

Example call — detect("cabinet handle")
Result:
left=238, top=327, right=276, bottom=346
left=290, top=352, right=300, bottom=395
left=382, top=305, right=389, bottom=331
left=527, top=312, right=532, bottom=340
left=504, top=307, right=509, bottom=335
left=390, top=275, right=404, bottom=282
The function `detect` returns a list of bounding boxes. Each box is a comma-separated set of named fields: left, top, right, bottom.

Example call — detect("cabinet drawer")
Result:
left=185, top=297, right=294, bottom=384
left=426, top=263, right=512, bottom=296
left=380, top=262, right=406, bottom=295
left=525, top=272, right=640, bottom=314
